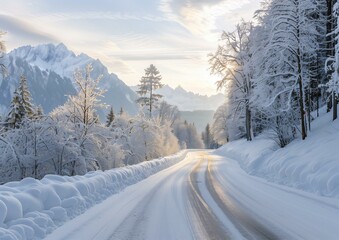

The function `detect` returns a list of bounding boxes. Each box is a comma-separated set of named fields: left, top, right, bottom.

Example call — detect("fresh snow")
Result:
left=46, top=150, right=339, bottom=240
left=1, top=108, right=339, bottom=240
left=215, top=107, right=339, bottom=199
left=0, top=151, right=188, bottom=240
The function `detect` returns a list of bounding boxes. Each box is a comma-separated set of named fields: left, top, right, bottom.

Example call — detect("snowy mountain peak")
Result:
left=1, top=43, right=139, bottom=116
left=8, top=43, right=91, bottom=78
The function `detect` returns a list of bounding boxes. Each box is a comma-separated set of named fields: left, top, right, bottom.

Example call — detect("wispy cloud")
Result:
left=159, top=0, right=254, bottom=35
left=0, top=14, right=58, bottom=48
left=0, top=0, right=261, bottom=95
left=35, top=12, right=170, bottom=23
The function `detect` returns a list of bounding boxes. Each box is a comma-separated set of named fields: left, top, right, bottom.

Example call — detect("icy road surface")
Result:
left=46, top=151, right=339, bottom=240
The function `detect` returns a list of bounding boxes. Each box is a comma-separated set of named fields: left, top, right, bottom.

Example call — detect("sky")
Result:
left=0, top=0, right=261, bottom=96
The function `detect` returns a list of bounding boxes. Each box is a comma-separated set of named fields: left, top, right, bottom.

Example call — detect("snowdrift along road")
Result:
left=0, top=151, right=189, bottom=240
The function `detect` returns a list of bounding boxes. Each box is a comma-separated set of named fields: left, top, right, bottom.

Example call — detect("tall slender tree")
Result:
left=210, top=21, right=254, bottom=141
left=17, top=74, right=35, bottom=119
left=251, top=0, right=321, bottom=141
left=106, top=106, right=115, bottom=127
left=6, top=90, right=22, bottom=129
left=137, top=64, right=164, bottom=118
left=68, top=64, right=106, bottom=126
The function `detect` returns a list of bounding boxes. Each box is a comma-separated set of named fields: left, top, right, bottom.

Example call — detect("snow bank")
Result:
left=0, top=150, right=188, bottom=240
left=215, top=108, right=339, bottom=199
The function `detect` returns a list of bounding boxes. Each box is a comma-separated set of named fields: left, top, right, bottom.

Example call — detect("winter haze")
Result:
left=1, top=0, right=339, bottom=240
left=0, top=0, right=261, bottom=96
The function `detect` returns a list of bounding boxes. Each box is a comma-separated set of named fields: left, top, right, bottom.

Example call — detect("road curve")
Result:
left=204, top=155, right=281, bottom=240
left=46, top=151, right=339, bottom=240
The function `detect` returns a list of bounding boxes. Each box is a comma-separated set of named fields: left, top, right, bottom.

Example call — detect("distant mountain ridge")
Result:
left=131, top=84, right=225, bottom=111
left=0, top=43, right=139, bottom=117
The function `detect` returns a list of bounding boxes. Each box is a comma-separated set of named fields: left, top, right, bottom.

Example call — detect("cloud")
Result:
left=110, top=52, right=199, bottom=61
left=0, top=14, right=57, bottom=47
left=159, top=0, right=254, bottom=35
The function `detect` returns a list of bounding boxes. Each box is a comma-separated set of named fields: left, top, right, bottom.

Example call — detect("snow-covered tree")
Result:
left=119, top=107, right=124, bottom=116
left=210, top=21, right=254, bottom=141
left=153, top=101, right=180, bottom=126
left=202, top=124, right=212, bottom=149
left=17, top=74, right=35, bottom=119
left=5, top=75, right=35, bottom=129
left=6, top=90, right=22, bottom=129
left=323, top=0, right=339, bottom=120
left=137, top=64, right=164, bottom=117
left=250, top=0, right=321, bottom=143
left=68, top=64, right=106, bottom=126
left=106, top=106, right=115, bottom=127
left=173, top=121, right=204, bottom=149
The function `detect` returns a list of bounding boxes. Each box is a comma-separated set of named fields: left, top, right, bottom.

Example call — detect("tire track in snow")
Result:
left=187, top=155, right=231, bottom=240
left=108, top=154, right=196, bottom=240
left=205, top=155, right=280, bottom=240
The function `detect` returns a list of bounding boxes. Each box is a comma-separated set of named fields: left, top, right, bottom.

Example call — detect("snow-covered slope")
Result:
left=215, top=107, right=339, bottom=199
left=131, top=85, right=224, bottom=111
left=0, top=55, right=76, bottom=114
left=0, top=43, right=139, bottom=117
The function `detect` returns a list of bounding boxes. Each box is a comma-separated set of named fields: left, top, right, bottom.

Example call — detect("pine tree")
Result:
left=35, top=106, right=44, bottom=119
left=6, top=89, right=22, bottom=129
left=203, top=124, right=211, bottom=149
left=119, top=107, right=124, bottom=116
left=106, top=106, right=115, bottom=127
left=17, top=74, right=35, bottom=119
left=137, top=64, right=164, bottom=117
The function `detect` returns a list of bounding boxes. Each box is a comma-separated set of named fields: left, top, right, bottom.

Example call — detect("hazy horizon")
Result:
left=0, top=0, right=261, bottom=96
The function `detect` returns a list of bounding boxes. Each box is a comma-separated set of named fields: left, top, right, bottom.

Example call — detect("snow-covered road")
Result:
left=46, top=151, right=339, bottom=240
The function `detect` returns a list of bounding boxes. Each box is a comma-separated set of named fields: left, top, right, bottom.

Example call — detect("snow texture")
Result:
left=215, top=108, right=339, bottom=199
left=0, top=150, right=188, bottom=240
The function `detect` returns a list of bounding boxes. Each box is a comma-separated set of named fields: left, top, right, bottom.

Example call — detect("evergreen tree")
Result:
left=106, top=106, right=115, bottom=127
left=137, top=64, right=164, bottom=117
left=6, top=89, right=22, bottom=129
left=17, top=74, right=35, bottom=119
left=119, top=107, right=124, bottom=116
left=35, top=106, right=44, bottom=119
left=203, top=124, right=212, bottom=149
left=6, top=75, right=35, bottom=128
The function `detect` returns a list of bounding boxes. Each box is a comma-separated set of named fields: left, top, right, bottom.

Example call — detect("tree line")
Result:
left=0, top=45, right=203, bottom=183
left=210, top=0, right=338, bottom=147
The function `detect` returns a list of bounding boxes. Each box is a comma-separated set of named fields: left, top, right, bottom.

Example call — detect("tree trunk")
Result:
left=296, top=4, right=307, bottom=141
left=245, top=104, right=253, bottom=141
left=149, top=83, right=153, bottom=118
left=333, top=92, right=337, bottom=120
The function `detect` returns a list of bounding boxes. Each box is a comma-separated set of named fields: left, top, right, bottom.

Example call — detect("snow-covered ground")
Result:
left=45, top=151, right=339, bottom=240
left=0, top=151, right=188, bottom=240
left=2, top=109, right=339, bottom=240
left=215, top=108, right=339, bottom=199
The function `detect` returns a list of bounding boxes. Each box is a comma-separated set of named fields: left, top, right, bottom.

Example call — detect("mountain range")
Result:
left=0, top=43, right=138, bottom=117
left=0, top=43, right=224, bottom=126
left=131, top=85, right=224, bottom=111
